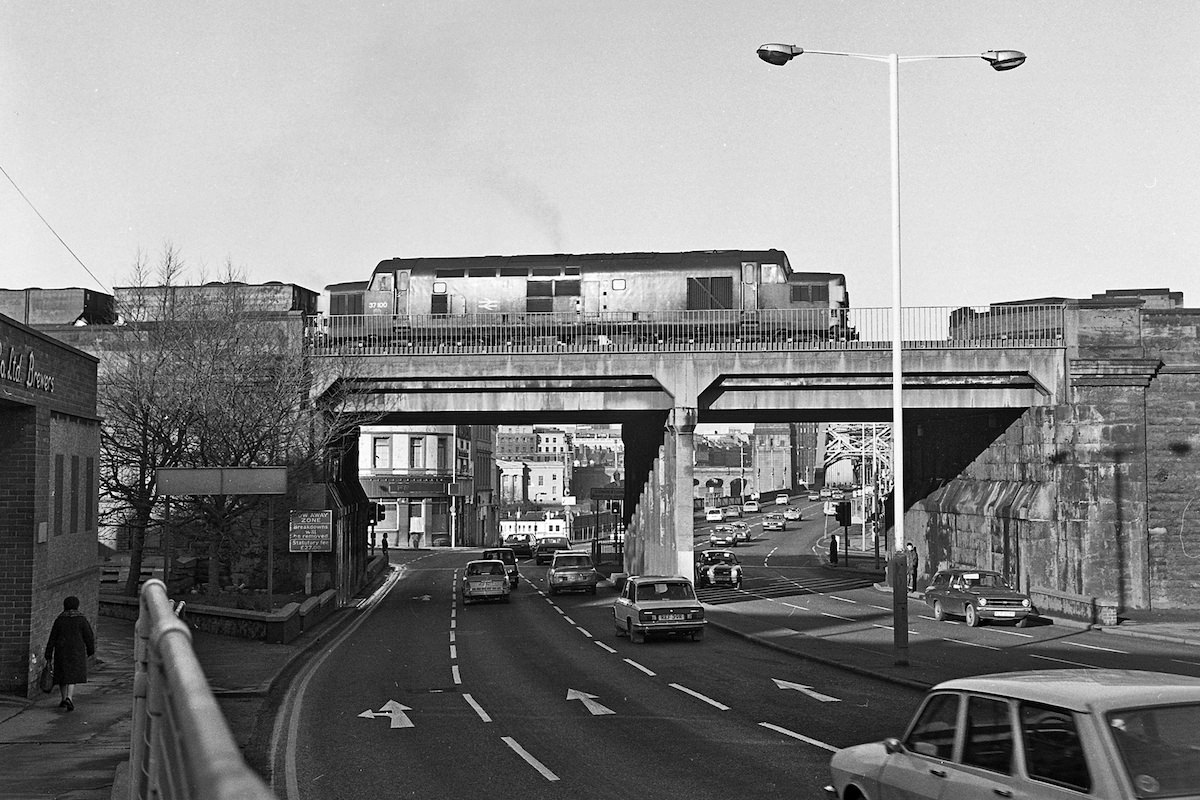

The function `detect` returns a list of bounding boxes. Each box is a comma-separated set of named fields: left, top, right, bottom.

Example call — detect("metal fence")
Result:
left=130, top=579, right=275, bottom=800
left=308, top=304, right=1066, bottom=357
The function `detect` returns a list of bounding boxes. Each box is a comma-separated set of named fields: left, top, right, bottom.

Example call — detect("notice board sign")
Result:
left=289, top=510, right=333, bottom=553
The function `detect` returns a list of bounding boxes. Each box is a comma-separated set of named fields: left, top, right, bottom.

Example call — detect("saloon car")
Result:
left=461, top=560, right=511, bottom=604
left=762, top=512, right=785, bottom=531
left=532, top=535, right=572, bottom=565
left=783, top=507, right=803, bottom=521
left=613, top=575, right=705, bottom=643
left=695, top=549, right=742, bottom=589
left=501, top=532, right=533, bottom=558
left=825, top=669, right=1200, bottom=800
left=923, top=568, right=1034, bottom=627
left=547, top=550, right=600, bottom=595
left=481, top=547, right=519, bottom=589
left=742, top=499, right=761, bottom=514
left=709, top=525, right=739, bottom=547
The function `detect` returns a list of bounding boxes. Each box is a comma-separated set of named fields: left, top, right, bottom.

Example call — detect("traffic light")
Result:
left=368, top=502, right=387, bottom=524
left=835, top=501, right=851, bottom=528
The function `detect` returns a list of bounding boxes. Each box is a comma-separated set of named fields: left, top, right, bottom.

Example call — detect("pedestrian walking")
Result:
left=44, top=595, right=95, bottom=712
left=829, top=533, right=839, bottom=566
left=905, top=542, right=919, bottom=593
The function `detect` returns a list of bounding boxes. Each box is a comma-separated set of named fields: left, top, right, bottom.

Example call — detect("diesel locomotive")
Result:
left=319, top=250, right=854, bottom=349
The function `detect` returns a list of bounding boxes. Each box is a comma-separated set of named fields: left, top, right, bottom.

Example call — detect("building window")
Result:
left=54, top=455, right=64, bottom=535
left=410, top=437, right=425, bottom=469
left=373, top=437, right=391, bottom=469
left=70, top=455, right=80, bottom=533
left=85, top=457, right=95, bottom=530
left=437, top=438, right=448, bottom=472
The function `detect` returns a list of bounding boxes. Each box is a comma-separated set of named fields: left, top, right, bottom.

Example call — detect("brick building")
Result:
left=0, top=314, right=99, bottom=697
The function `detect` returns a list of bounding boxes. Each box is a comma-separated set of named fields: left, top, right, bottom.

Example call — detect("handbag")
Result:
left=39, top=659, right=54, bottom=693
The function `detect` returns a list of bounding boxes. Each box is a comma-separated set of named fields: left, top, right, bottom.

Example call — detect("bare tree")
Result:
left=99, top=249, right=368, bottom=597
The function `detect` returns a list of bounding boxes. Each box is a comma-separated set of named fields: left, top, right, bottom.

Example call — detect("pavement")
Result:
left=5, top=550, right=1200, bottom=799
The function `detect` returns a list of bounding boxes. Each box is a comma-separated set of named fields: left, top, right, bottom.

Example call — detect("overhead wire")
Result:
left=0, top=162, right=111, bottom=293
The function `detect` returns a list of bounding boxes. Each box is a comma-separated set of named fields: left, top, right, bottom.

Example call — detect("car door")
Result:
left=934, top=694, right=1020, bottom=800
left=876, top=692, right=963, bottom=799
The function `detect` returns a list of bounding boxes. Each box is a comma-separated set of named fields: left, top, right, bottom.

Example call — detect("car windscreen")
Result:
left=554, top=556, right=592, bottom=568
left=483, top=551, right=515, bottom=564
left=1106, top=703, right=1200, bottom=797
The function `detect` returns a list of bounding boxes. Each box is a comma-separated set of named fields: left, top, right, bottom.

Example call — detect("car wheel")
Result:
left=549, top=586, right=557, bottom=596
left=735, top=578, right=743, bottom=589
left=1017, top=615, right=1031, bottom=628
left=589, top=587, right=597, bottom=595
left=965, top=603, right=981, bottom=627
left=629, top=620, right=645, bottom=644
left=691, top=628, right=705, bottom=642
left=614, top=617, right=626, bottom=637
left=503, top=594, right=511, bottom=604
left=933, top=600, right=945, bottom=621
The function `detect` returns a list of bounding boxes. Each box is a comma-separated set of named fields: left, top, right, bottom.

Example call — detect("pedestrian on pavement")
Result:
left=44, top=595, right=95, bottom=712
left=829, top=533, right=839, bottom=566
left=905, top=542, right=919, bottom=592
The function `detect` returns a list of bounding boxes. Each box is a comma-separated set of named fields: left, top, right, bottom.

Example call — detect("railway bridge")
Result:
left=312, top=295, right=1200, bottom=612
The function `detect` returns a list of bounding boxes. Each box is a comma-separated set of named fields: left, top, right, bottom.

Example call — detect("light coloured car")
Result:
left=923, top=568, right=1034, bottom=627
left=783, top=507, right=802, bottom=521
left=547, top=550, right=600, bottom=595
left=613, top=575, right=705, bottom=643
left=709, top=525, right=739, bottom=547
left=723, top=505, right=742, bottom=519
left=704, top=506, right=723, bottom=522
left=461, top=559, right=511, bottom=604
left=742, top=499, right=761, bottom=514
left=762, top=512, right=785, bottom=531
left=825, top=669, right=1200, bottom=800
left=775, top=492, right=789, bottom=505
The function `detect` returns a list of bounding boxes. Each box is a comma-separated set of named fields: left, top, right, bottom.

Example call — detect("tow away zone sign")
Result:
left=289, top=510, right=333, bottom=553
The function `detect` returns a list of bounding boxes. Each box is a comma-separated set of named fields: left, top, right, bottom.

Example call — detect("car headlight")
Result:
left=1022, top=598, right=1031, bottom=607
left=978, top=597, right=988, bottom=606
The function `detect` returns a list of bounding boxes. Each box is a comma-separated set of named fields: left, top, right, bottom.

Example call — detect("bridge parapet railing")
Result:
left=130, top=579, right=275, bottom=800
left=308, top=304, right=1066, bottom=357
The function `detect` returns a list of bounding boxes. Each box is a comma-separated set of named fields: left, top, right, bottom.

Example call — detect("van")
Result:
left=705, top=507, right=723, bottom=522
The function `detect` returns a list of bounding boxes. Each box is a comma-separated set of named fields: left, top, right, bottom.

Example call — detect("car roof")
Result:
left=466, top=559, right=506, bottom=566
left=552, top=550, right=591, bottom=558
left=933, top=669, right=1200, bottom=713
left=484, top=547, right=514, bottom=552
left=629, top=575, right=690, bottom=583
left=937, top=568, right=1002, bottom=576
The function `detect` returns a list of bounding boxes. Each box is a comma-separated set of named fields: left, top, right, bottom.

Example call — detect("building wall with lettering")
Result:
left=0, top=314, right=99, bottom=697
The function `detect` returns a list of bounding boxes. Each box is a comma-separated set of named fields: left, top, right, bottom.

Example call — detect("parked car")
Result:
left=923, top=568, right=1034, bottom=627
left=825, top=669, right=1200, bottom=800
left=762, top=512, right=785, bottom=531
left=547, top=550, right=600, bottom=595
left=461, top=560, right=511, bottom=604
left=783, top=507, right=802, bottom=521
left=695, top=549, right=742, bottom=589
left=612, top=575, right=706, bottom=643
left=709, top=525, right=739, bottom=547
left=502, top=532, right=533, bottom=558
left=481, top=547, right=519, bottom=589
left=742, top=499, right=761, bottom=514
left=532, top=535, right=572, bottom=565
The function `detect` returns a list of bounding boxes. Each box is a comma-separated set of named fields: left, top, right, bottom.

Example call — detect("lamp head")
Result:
left=757, top=43, right=803, bottom=66
left=982, top=50, right=1026, bottom=71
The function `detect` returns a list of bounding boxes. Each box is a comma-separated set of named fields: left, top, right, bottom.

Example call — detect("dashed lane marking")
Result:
left=759, top=722, right=838, bottom=752
left=463, top=693, right=492, bottom=723
left=670, top=683, right=730, bottom=711
left=623, top=658, right=656, bottom=676
left=502, top=737, right=559, bottom=781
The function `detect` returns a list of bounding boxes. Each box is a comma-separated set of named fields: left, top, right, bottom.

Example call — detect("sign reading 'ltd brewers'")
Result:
left=0, top=342, right=55, bottom=393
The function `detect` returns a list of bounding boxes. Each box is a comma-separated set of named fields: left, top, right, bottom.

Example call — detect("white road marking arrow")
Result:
left=565, top=689, right=615, bottom=716
left=358, top=699, right=415, bottom=728
left=772, top=678, right=841, bottom=703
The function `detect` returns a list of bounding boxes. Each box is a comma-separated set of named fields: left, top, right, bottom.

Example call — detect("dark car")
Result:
left=532, top=535, right=572, bottom=565
left=695, top=549, right=742, bottom=589
left=923, top=568, right=1034, bottom=627
left=502, top=533, right=533, bottom=558
left=481, top=547, right=519, bottom=589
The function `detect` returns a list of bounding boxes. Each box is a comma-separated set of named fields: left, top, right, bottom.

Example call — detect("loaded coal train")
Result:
left=319, top=249, right=855, bottom=349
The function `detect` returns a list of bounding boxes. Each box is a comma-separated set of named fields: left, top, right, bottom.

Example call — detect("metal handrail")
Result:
left=307, top=304, right=1066, bottom=356
left=130, top=579, right=275, bottom=800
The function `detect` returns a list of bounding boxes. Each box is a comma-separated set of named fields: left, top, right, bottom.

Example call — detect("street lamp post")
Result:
left=756, top=42, right=1024, bottom=665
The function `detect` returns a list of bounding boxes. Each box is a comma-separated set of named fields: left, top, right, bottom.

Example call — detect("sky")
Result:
left=3, top=2, right=1198, bottom=311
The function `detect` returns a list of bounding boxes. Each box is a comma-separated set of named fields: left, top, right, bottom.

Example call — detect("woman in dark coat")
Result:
left=44, top=596, right=95, bottom=711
